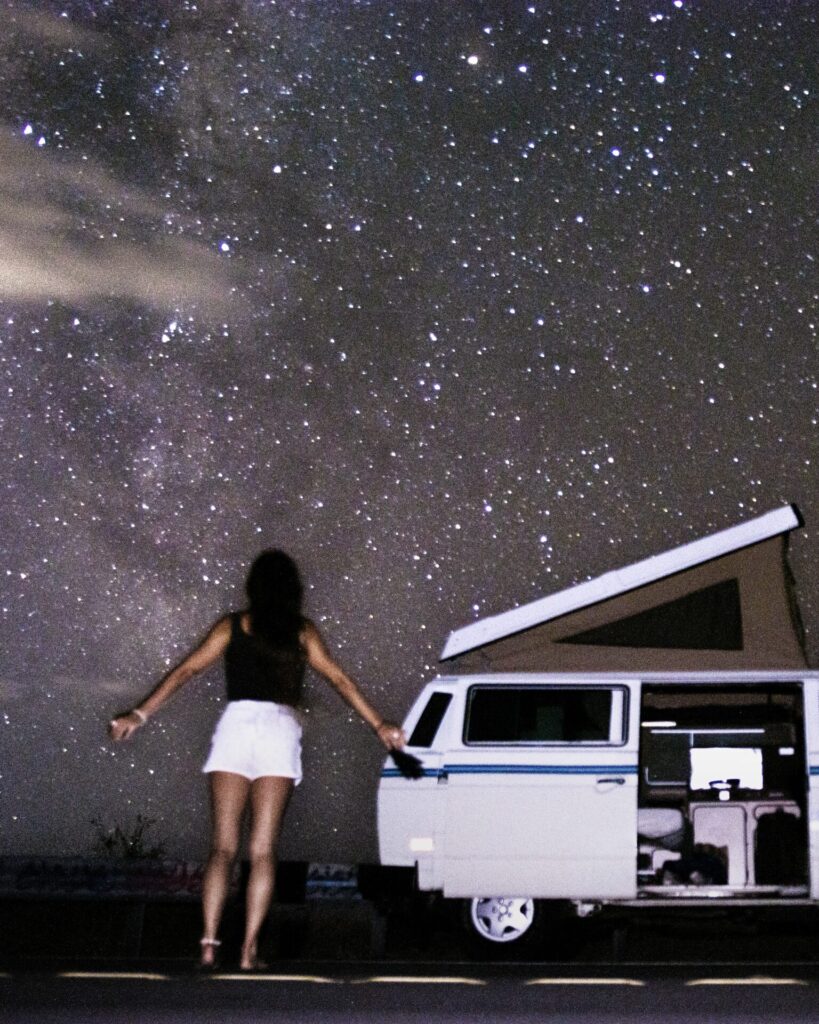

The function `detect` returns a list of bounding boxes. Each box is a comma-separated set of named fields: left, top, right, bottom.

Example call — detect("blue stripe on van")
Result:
left=809, top=766, right=819, bottom=776
left=444, top=764, right=639, bottom=776
left=380, top=768, right=439, bottom=779
left=380, top=764, right=638, bottom=779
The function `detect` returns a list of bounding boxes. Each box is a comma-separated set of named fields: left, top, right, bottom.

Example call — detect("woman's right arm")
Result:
left=301, top=619, right=406, bottom=750
left=108, top=616, right=231, bottom=742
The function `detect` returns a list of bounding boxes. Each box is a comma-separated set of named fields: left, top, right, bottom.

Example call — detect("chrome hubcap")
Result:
left=470, top=897, right=535, bottom=943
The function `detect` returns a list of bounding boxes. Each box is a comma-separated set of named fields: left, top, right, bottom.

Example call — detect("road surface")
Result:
left=4, top=963, right=819, bottom=1023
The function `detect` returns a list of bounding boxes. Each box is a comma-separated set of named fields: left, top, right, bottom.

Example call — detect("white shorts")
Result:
left=202, top=701, right=303, bottom=783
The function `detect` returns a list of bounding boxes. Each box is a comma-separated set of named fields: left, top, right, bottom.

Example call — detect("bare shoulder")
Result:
left=211, top=614, right=233, bottom=637
left=300, top=618, right=345, bottom=679
left=301, top=619, right=335, bottom=662
left=198, top=615, right=232, bottom=652
left=300, top=618, right=321, bottom=645
left=175, top=614, right=231, bottom=674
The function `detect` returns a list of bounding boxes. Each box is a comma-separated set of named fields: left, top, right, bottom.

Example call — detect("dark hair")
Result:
left=245, top=549, right=305, bottom=649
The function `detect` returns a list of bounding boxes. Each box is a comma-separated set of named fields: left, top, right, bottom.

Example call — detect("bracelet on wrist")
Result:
left=132, top=708, right=148, bottom=725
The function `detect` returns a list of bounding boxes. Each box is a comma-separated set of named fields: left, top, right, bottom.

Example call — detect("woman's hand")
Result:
left=108, top=710, right=147, bottom=742
left=375, top=721, right=406, bottom=750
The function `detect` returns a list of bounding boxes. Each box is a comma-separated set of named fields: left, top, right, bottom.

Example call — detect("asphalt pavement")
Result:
left=4, top=963, right=819, bottom=1024
left=5, top=897, right=819, bottom=1024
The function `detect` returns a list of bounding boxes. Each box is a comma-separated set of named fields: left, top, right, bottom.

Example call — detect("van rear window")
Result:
left=408, top=692, right=453, bottom=747
left=465, top=687, right=615, bottom=744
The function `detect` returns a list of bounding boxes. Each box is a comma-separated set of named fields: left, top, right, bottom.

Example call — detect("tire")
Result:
left=462, top=897, right=586, bottom=960
left=464, top=897, right=540, bottom=954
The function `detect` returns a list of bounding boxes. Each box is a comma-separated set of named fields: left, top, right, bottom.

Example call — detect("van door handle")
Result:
left=596, top=776, right=626, bottom=785
left=437, top=770, right=449, bottom=785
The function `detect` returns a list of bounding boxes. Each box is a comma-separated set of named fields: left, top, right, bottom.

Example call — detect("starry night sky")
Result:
left=1, top=0, right=816, bottom=863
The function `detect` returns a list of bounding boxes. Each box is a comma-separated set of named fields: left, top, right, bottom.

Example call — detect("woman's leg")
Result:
left=240, top=775, right=294, bottom=969
left=201, top=771, right=251, bottom=964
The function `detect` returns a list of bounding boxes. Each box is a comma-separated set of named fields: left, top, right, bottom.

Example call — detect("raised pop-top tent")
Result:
left=440, top=505, right=807, bottom=672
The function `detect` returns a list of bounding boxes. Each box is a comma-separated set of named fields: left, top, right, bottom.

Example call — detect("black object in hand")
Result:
left=389, top=749, right=425, bottom=780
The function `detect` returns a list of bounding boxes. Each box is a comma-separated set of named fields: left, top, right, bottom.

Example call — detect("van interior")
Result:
left=638, top=684, right=808, bottom=896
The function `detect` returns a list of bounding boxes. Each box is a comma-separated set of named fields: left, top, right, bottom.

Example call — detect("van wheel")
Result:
left=466, top=897, right=538, bottom=946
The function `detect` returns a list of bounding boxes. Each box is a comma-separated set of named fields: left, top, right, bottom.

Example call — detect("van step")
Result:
left=636, top=884, right=809, bottom=900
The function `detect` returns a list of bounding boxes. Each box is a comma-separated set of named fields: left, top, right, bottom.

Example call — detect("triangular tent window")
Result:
left=556, top=579, right=743, bottom=651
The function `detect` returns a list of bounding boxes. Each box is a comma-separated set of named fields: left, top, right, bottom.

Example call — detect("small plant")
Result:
left=91, top=814, right=167, bottom=860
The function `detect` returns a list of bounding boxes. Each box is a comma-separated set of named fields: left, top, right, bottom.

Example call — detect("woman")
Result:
left=109, top=550, right=405, bottom=970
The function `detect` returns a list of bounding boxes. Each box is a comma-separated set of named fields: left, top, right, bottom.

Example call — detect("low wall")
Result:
left=0, top=857, right=206, bottom=900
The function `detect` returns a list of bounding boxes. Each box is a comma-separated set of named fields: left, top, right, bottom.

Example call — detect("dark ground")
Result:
left=5, top=963, right=819, bottom=1024
left=5, top=897, right=819, bottom=1024
left=3, top=893, right=819, bottom=969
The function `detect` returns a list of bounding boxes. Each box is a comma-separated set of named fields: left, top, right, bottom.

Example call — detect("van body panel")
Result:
left=441, top=763, right=638, bottom=898
left=377, top=671, right=819, bottom=906
left=441, top=676, right=639, bottom=898
left=808, top=772, right=819, bottom=902
left=802, top=678, right=819, bottom=898
left=377, top=682, right=459, bottom=886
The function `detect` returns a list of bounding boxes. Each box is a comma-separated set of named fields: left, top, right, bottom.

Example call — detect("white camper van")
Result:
left=378, top=506, right=816, bottom=947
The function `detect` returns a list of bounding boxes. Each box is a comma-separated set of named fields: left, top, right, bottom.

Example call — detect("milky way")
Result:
left=1, top=1, right=816, bottom=863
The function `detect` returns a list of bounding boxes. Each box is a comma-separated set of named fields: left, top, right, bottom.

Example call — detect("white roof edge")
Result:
left=428, top=669, right=819, bottom=683
left=440, top=505, right=801, bottom=661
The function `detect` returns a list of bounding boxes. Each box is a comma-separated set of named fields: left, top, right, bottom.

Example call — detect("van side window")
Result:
left=408, top=692, right=453, bottom=747
left=465, top=686, right=620, bottom=744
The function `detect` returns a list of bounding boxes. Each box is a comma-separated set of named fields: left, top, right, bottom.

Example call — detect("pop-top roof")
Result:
left=440, top=505, right=802, bottom=661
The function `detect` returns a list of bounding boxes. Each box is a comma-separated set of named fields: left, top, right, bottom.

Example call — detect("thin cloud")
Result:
left=0, top=131, right=235, bottom=312
left=6, top=2, right=109, bottom=54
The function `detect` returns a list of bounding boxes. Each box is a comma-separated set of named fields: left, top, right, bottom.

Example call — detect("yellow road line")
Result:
left=526, top=977, right=646, bottom=986
left=36, top=970, right=814, bottom=989
left=354, top=975, right=487, bottom=986
left=687, top=977, right=808, bottom=987
left=58, top=972, right=169, bottom=981
left=209, top=973, right=339, bottom=983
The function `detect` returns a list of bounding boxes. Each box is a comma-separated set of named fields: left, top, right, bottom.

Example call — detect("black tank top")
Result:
left=224, top=613, right=306, bottom=706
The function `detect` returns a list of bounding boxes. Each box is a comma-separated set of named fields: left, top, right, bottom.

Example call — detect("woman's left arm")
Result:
left=302, top=620, right=406, bottom=750
left=109, top=616, right=231, bottom=742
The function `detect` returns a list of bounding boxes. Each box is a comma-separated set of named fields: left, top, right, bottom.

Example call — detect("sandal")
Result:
left=198, top=937, right=222, bottom=971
